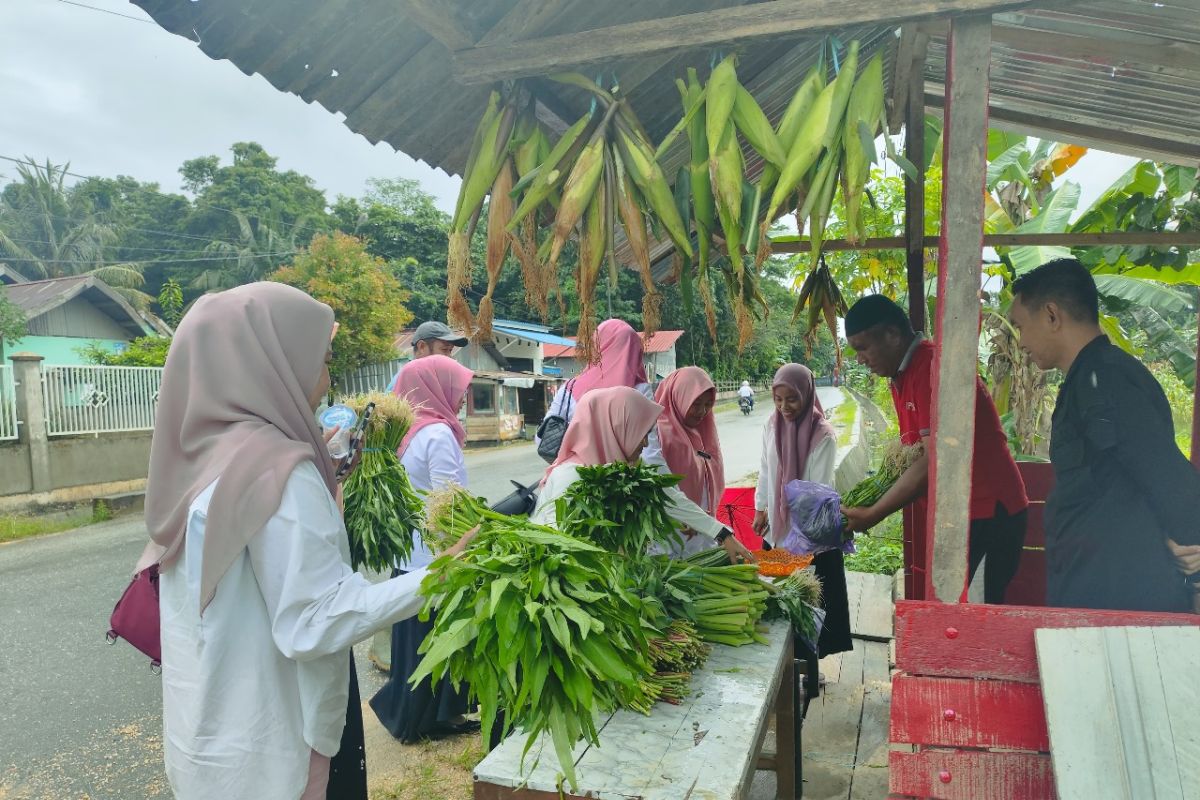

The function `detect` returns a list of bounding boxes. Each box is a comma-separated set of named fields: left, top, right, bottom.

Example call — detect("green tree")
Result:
left=0, top=159, right=149, bottom=307
left=79, top=336, right=171, bottom=367
left=0, top=287, right=26, bottom=345
left=270, top=232, right=413, bottom=379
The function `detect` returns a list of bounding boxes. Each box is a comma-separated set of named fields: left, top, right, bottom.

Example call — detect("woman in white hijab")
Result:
left=142, top=283, right=473, bottom=800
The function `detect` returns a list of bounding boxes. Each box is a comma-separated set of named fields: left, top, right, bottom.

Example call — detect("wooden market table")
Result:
left=473, top=620, right=803, bottom=800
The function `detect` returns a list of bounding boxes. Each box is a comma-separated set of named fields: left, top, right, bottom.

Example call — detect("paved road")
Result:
left=0, top=390, right=842, bottom=799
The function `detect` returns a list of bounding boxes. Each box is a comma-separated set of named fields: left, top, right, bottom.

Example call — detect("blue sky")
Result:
left=3, top=0, right=1137, bottom=214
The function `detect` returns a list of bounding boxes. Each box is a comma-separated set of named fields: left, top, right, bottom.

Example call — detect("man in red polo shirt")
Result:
left=841, top=294, right=1028, bottom=603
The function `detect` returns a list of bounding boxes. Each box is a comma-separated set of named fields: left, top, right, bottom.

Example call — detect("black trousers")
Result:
left=326, top=655, right=368, bottom=800
left=967, top=502, right=1028, bottom=604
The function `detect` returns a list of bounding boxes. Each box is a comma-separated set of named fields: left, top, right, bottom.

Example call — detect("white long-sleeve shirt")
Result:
left=396, top=423, right=468, bottom=570
left=537, top=382, right=661, bottom=456
left=755, top=415, right=838, bottom=545
left=159, top=461, right=427, bottom=800
left=531, top=462, right=724, bottom=557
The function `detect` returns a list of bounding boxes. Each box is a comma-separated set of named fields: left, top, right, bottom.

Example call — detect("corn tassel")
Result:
left=575, top=178, right=606, bottom=365
left=476, top=158, right=515, bottom=342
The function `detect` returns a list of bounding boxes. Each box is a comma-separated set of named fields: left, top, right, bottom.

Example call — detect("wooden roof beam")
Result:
left=923, top=86, right=1200, bottom=165
left=452, top=0, right=1044, bottom=85
left=769, top=231, right=1200, bottom=252
left=398, top=0, right=479, bottom=51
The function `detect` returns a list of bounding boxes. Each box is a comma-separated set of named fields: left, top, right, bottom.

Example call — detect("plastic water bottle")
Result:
left=318, top=404, right=357, bottom=459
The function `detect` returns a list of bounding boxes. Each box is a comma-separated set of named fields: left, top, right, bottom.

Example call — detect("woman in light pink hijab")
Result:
left=395, top=354, right=473, bottom=455
left=533, top=386, right=754, bottom=565
left=144, top=282, right=474, bottom=800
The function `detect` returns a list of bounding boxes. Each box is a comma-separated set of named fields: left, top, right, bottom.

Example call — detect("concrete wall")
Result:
left=48, top=432, right=153, bottom=489
left=0, top=442, right=33, bottom=495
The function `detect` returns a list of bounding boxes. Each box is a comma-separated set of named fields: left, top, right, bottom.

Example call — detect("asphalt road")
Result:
left=0, top=391, right=842, bottom=799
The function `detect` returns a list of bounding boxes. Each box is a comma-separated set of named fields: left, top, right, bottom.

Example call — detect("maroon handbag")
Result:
left=107, top=564, right=162, bottom=671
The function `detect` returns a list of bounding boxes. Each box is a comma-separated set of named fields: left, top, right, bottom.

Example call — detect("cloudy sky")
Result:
left=3, top=0, right=1136, bottom=216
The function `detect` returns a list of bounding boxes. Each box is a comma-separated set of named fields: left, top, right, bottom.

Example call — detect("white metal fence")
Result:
left=41, top=364, right=163, bottom=436
left=338, top=358, right=405, bottom=396
left=0, top=366, right=17, bottom=441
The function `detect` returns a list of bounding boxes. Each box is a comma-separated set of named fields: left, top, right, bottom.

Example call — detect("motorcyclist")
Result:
left=737, top=380, right=755, bottom=410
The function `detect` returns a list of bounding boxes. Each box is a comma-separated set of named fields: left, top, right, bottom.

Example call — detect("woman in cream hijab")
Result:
left=144, top=283, right=473, bottom=800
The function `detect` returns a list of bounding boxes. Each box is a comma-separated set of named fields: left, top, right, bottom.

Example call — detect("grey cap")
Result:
left=413, top=320, right=468, bottom=347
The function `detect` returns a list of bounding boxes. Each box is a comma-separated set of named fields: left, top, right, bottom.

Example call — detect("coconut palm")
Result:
left=0, top=159, right=150, bottom=308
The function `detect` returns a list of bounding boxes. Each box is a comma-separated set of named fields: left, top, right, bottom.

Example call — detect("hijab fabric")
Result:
left=655, top=367, right=724, bottom=515
left=542, top=386, right=663, bottom=485
left=570, top=319, right=648, bottom=398
left=143, top=282, right=337, bottom=612
left=772, top=364, right=836, bottom=531
left=394, top=355, right=474, bottom=456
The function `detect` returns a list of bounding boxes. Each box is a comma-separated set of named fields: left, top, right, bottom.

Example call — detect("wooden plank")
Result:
left=863, top=641, right=891, bottom=684
left=1036, top=627, right=1200, bottom=800
left=890, top=674, right=1049, bottom=751
left=769, top=230, right=1200, bottom=253
left=820, top=650, right=845, bottom=686
left=845, top=569, right=865, bottom=642
left=850, top=681, right=894, bottom=800
left=802, top=682, right=865, bottom=800
left=452, top=0, right=1043, bottom=84
left=839, top=637, right=868, bottom=687
left=925, top=87, right=1200, bottom=166
left=1017, top=461, right=1055, bottom=502
left=854, top=572, right=896, bottom=642
left=894, top=600, right=1200, bottom=682
left=927, top=14, right=991, bottom=603
left=888, top=749, right=1055, bottom=799
left=1154, top=627, right=1200, bottom=793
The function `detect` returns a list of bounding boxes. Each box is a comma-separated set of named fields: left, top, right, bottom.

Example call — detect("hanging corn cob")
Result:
left=841, top=53, right=885, bottom=245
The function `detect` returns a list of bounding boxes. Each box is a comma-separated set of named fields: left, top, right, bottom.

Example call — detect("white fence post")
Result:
left=0, top=364, right=18, bottom=441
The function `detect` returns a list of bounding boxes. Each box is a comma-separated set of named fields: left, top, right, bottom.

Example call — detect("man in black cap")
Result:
left=385, top=321, right=469, bottom=393
left=1010, top=257, right=1200, bottom=611
left=842, top=294, right=1029, bottom=603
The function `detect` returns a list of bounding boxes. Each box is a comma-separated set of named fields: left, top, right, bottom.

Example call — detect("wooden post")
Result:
left=903, top=29, right=930, bottom=333
left=1192, top=302, right=1200, bottom=469
left=927, top=14, right=991, bottom=603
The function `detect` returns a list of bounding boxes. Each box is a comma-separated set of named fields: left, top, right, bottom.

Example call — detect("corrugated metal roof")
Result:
left=544, top=329, right=683, bottom=358
left=3, top=275, right=152, bottom=338
left=492, top=323, right=577, bottom=347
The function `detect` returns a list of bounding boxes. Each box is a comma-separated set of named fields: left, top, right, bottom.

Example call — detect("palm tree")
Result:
left=188, top=209, right=320, bottom=292
left=0, top=159, right=150, bottom=307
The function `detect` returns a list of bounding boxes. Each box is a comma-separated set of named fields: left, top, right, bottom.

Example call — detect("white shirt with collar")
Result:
left=395, top=422, right=468, bottom=570
left=158, top=461, right=427, bottom=800
left=754, top=415, right=838, bottom=545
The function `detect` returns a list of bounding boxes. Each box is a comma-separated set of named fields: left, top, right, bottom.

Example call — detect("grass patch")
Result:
left=0, top=511, right=94, bottom=544
left=832, top=401, right=856, bottom=446
left=369, top=737, right=484, bottom=800
left=845, top=514, right=904, bottom=576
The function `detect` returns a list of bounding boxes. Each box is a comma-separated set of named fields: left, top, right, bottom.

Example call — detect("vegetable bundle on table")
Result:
left=339, top=392, right=423, bottom=572
left=556, top=461, right=684, bottom=555
left=411, top=521, right=654, bottom=792
left=763, top=570, right=824, bottom=652
left=649, top=548, right=771, bottom=647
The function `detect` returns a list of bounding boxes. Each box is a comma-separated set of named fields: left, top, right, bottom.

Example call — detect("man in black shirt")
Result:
left=1010, top=258, right=1200, bottom=611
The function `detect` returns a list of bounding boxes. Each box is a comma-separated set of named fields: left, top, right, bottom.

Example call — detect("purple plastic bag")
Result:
left=779, top=479, right=855, bottom=556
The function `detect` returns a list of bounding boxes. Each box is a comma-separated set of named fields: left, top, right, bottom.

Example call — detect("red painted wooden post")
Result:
left=927, top=14, right=992, bottom=602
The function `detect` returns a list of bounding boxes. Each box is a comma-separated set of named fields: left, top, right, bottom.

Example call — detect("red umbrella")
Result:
left=715, top=487, right=762, bottom=550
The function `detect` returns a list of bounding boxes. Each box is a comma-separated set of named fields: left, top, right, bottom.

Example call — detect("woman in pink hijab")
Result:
left=536, top=319, right=658, bottom=455
left=372, top=355, right=478, bottom=743
left=532, top=386, right=753, bottom=564
left=145, top=283, right=475, bottom=800
left=752, top=363, right=850, bottom=657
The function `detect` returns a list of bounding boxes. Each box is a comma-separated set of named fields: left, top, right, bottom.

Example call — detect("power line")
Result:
left=0, top=251, right=300, bottom=266
left=0, top=234, right=242, bottom=257
left=54, top=0, right=153, bottom=24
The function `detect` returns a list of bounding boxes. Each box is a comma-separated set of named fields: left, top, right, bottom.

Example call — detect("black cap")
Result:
left=844, top=294, right=911, bottom=338
left=412, top=321, right=468, bottom=347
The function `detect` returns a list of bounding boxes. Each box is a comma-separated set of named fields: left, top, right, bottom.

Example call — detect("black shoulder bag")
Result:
left=536, top=379, right=576, bottom=463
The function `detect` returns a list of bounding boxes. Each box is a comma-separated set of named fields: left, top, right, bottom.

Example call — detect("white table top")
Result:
left=473, top=620, right=792, bottom=799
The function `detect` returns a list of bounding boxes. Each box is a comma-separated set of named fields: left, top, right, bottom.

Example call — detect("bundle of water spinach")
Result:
left=411, top=520, right=653, bottom=792
left=556, top=461, right=684, bottom=555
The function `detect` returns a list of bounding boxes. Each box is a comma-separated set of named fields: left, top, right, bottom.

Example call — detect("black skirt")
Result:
left=814, top=548, right=853, bottom=657
left=326, top=655, right=368, bottom=800
left=369, top=608, right=470, bottom=743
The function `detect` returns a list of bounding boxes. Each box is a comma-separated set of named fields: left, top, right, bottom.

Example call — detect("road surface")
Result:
left=0, top=390, right=843, bottom=798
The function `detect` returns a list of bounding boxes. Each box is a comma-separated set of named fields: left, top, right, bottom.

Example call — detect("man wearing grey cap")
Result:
left=385, top=321, right=469, bottom=393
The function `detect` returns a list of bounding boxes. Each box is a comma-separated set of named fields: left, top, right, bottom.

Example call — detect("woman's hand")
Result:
left=1167, top=538, right=1200, bottom=575
left=752, top=510, right=769, bottom=536
left=722, top=535, right=756, bottom=565
left=443, top=526, right=480, bottom=559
